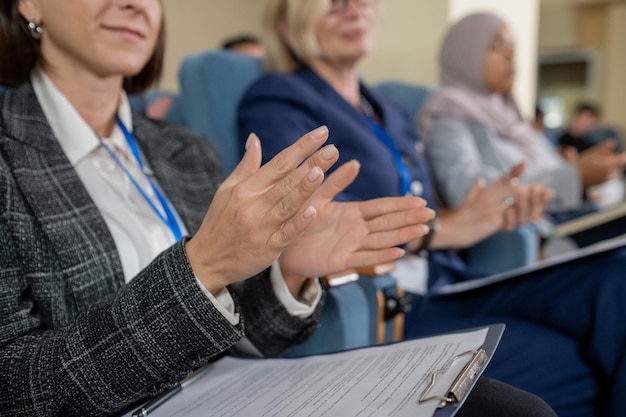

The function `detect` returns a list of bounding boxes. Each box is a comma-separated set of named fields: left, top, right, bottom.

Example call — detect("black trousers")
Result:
left=457, top=377, right=557, bottom=417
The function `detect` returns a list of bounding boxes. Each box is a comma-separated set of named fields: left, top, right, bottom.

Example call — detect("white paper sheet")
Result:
left=129, top=328, right=491, bottom=417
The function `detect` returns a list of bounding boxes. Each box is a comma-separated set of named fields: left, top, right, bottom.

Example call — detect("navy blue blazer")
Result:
left=238, top=67, right=436, bottom=206
left=238, top=67, right=472, bottom=282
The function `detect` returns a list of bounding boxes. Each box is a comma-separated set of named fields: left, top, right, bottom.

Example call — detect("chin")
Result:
left=109, top=60, right=151, bottom=77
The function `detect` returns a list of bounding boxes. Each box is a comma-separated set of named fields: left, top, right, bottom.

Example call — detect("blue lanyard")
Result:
left=94, top=116, right=184, bottom=241
left=364, top=116, right=412, bottom=196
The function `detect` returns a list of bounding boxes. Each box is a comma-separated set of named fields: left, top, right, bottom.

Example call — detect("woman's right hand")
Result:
left=185, top=126, right=339, bottom=294
left=568, top=141, right=626, bottom=188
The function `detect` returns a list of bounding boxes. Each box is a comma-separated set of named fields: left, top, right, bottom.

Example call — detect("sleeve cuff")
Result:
left=270, top=261, right=322, bottom=318
left=193, top=274, right=240, bottom=326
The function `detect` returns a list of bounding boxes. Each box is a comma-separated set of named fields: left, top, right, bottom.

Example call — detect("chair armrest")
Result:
left=465, top=225, right=540, bottom=275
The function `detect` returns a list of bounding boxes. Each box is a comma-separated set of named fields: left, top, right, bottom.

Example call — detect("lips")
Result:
left=102, top=25, right=146, bottom=40
left=341, top=27, right=368, bottom=40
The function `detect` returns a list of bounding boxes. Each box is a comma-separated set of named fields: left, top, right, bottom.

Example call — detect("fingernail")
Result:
left=303, top=206, right=316, bottom=219
left=307, top=167, right=322, bottom=182
left=245, top=133, right=257, bottom=151
left=321, top=145, right=338, bottom=160
left=312, top=126, right=328, bottom=140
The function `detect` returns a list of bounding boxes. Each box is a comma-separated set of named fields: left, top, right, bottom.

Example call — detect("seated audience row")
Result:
left=237, top=3, right=626, bottom=416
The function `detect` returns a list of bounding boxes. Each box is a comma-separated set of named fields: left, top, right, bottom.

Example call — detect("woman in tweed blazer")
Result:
left=0, top=1, right=432, bottom=416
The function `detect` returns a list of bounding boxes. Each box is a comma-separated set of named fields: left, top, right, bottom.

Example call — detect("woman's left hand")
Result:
left=497, top=163, right=553, bottom=230
left=278, top=160, right=434, bottom=293
left=506, top=183, right=554, bottom=226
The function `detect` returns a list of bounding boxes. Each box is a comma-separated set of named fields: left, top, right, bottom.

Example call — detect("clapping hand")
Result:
left=279, top=160, right=434, bottom=287
left=433, top=163, right=553, bottom=249
left=187, top=126, right=432, bottom=295
left=186, top=126, right=341, bottom=294
left=501, top=163, right=554, bottom=228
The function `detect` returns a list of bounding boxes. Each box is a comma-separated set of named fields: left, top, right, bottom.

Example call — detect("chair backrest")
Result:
left=372, top=81, right=435, bottom=121
left=177, top=50, right=263, bottom=176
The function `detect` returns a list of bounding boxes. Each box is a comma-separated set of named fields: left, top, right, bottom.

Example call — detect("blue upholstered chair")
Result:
left=283, top=278, right=370, bottom=357
left=177, top=51, right=262, bottom=176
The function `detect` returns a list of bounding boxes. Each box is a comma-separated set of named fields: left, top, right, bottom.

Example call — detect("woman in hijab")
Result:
left=421, top=12, right=626, bottom=212
left=238, top=1, right=626, bottom=415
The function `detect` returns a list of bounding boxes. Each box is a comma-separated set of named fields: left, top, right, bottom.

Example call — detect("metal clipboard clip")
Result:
left=418, top=348, right=488, bottom=408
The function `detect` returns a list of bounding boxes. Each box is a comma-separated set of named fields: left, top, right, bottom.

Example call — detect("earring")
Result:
left=27, top=20, right=43, bottom=40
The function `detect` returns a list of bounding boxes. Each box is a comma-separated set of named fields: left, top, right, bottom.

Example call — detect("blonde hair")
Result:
left=262, top=0, right=330, bottom=73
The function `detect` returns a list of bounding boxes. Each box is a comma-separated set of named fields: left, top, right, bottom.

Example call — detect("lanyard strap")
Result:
left=94, top=117, right=184, bottom=241
left=364, top=116, right=412, bottom=196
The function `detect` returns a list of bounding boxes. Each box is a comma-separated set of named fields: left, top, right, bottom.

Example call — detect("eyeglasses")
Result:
left=328, top=0, right=378, bottom=14
left=488, top=33, right=514, bottom=54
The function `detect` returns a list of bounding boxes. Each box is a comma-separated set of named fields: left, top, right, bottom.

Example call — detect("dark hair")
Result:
left=574, top=102, right=600, bottom=118
left=0, top=1, right=165, bottom=94
left=221, top=34, right=261, bottom=50
left=0, top=1, right=39, bottom=87
left=124, top=18, right=166, bottom=94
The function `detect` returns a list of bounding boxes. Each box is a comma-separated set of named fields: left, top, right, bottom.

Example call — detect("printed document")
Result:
left=127, top=327, right=498, bottom=417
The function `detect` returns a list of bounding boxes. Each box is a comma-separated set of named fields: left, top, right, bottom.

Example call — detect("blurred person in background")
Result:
left=221, top=33, right=265, bottom=57
left=420, top=13, right=626, bottom=214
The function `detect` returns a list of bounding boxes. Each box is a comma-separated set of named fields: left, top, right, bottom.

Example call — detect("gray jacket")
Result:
left=425, top=115, right=582, bottom=210
left=0, top=83, right=321, bottom=416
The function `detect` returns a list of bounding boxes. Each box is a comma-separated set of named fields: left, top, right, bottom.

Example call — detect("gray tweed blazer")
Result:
left=0, top=83, right=321, bottom=417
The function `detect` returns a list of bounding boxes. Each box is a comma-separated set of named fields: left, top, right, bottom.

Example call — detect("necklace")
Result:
left=359, top=94, right=376, bottom=118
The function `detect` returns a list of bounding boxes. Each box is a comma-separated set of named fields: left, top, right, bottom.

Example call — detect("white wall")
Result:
left=359, top=1, right=448, bottom=86
left=160, top=0, right=263, bottom=91
left=160, top=0, right=449, bottom=91
left=448, top=0, right=540, bottom=117
left=603, top=3, right=626, bottom=133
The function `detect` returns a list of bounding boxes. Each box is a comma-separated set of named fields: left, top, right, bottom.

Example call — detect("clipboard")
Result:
left=122, top=324, right=504, bottom=417
left=436, top=234, right=626, bottom=295
left=425, top=324, right=504, bottom=417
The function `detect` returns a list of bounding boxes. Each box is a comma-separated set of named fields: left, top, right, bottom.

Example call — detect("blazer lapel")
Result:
left=0, top=83, right=125, bottom=310
left=132, top=117, right=216, bottom=234
left=299, top=68, right=373, bottom=130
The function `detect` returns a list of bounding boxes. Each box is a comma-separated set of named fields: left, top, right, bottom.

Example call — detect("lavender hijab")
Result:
left=419, top=12, right=536, bottom=153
